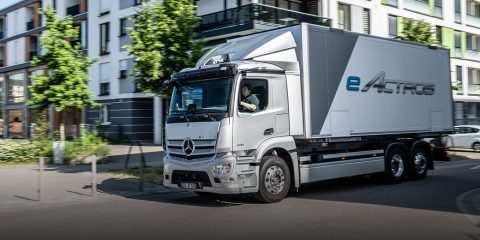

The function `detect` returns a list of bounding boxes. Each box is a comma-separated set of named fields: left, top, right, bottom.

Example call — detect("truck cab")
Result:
left=162, top=61, right=297, bottom=202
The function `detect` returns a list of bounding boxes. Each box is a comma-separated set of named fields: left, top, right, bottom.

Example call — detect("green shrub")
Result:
left=64, top=129, right=110, bottom=158
left=0, top=140, right=36, bottom=163
left=34, top=139, right=53, bottom=158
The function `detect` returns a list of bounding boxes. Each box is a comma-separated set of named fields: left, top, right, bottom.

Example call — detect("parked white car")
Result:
left=444, top=125, right=480, bottom=152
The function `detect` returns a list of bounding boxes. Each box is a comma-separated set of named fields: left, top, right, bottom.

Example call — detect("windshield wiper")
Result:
left=171, top=110, right=191, bottom=121
left=192, top=109, right=216, bottom=121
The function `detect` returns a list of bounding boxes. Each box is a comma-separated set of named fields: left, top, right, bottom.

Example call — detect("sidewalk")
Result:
left=0, top=144, right=173, bottom=212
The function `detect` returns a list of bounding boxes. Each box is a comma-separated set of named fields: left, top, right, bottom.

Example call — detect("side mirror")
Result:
left=162, top=80, right=171, bottom=91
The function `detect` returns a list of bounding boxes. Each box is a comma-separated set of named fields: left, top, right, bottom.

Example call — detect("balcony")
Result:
left=455, top=48, right=462, bottom=58
left=197, top=3, right=330, bottom=41
left=465, top=49, right=480, bottom=61
left=467, top=14, right=480, bottom=28
left=404, top=0, right=430, bottom=16
left=67, top=4, right=80, bottom=16
left=26, top=20, right=34, bottom=31
left=382, top=0, right=398, bottom=7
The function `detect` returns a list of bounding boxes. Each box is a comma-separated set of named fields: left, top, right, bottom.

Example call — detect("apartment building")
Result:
left=85, top=0, right=166, bottom=143
left=196, top=0, right=480, bottom=126
left=0, top=0, right=87, bottom=139
left=0, top=0, right=164, bottom=142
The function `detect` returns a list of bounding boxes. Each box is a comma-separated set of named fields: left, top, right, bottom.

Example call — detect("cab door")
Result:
left=232, top=74, right=278, bottom=152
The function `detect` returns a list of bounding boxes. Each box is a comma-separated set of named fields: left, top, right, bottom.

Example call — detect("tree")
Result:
left=29, top=5, right=99, bottom=112
left=125, top=0, right=203, bottom=94
left=395, top=18, right=438, bottom=46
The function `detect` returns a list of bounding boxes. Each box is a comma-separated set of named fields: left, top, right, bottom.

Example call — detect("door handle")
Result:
left=264, top=128, right=274, bottom=135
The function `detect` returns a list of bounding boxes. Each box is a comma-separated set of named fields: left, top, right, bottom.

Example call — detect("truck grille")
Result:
left=167, top=139, right=216, bottom=161
left=171, top=170, right=212, bottom=187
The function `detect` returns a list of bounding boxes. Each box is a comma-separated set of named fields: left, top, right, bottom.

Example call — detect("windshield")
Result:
left=169, top=77, right=233, bottom=115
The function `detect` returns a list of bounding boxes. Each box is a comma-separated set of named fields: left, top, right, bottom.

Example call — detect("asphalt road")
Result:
left=1, top=158, right=479, bottom=240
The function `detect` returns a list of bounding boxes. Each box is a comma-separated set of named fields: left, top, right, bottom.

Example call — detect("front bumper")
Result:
left=163, top=153, right=259, bottom=194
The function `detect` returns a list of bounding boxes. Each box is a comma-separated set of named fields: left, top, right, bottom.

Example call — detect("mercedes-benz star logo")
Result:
left=182, top=138, right=195, bottom=155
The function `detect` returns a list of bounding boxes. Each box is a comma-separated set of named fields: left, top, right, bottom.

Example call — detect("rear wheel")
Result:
left=408, top=148, right=428, bottom=180
left=385, top=147, right=407, bottom=183
left=254, top=156, right=290, bottom=203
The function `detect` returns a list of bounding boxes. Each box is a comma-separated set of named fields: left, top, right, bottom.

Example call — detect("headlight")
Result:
left=211, top=162, right=233, bottom=178
left=164, top=163, right=171, bottom=174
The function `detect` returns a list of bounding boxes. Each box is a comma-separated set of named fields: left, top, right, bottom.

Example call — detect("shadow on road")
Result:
left=127, top=159, right=480, bottom=214
left=129, top=191, right=261, bottom=208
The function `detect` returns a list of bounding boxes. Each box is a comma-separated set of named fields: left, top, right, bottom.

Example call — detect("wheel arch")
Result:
left=471, top=141, right=480, bottom=149
left=256, top=136, right=299, bottom=188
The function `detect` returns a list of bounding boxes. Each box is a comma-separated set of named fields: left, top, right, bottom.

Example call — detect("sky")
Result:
left=0, top=0, right=22, bottom=10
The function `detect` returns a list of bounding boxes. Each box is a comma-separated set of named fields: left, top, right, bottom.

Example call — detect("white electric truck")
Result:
left=162, top=23, right=454, bottom=203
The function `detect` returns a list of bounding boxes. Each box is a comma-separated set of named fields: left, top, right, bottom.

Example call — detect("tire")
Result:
left=472, top=142, right=480, bottom=152
left=408, top=148, right=428, bottom=180
left=385, top=147, right=407, bottom=184
left=254, top=156, right=291, bottom=203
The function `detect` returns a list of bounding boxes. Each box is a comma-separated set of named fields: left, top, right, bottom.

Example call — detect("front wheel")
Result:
left=254, top=156, right=290, bottom=203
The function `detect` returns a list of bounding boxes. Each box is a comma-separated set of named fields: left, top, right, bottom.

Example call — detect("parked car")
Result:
left=444, top=125, right=480, bottom=152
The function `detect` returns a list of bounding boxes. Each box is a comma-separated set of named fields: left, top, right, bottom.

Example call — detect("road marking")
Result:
left=471, top=165, right=480, bottom=170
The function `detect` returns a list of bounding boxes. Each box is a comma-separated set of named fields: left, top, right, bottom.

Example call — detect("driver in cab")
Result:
left=239, top=84, right=260, bottom=112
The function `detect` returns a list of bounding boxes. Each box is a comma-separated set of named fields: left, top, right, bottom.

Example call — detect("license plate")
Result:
left=180, top=182, right=197, bottom=190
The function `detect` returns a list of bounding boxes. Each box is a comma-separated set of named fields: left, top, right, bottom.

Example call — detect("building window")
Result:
left=455, top=31, right=461, bottom=50
left=134, top=0, right=143, bottom=6
left=388, top=15, right=397, bottom=38
left=457, top=65, right=463, bottom=94
left=338, top=3, right=351, bottom=31
left=29, top=69, right=44, bottom=90
left=436, top=26, right=442, bottom=46
left=99, top=62, right=111, bottom=95
left=100, top=22, right=110, bottom=55
left=13, top=40, right=19, bottom=64
left=8, top=73, right=25, bottom=104
left=433, top=0, right=442, bottom=17
left=101, top=105, right=110, bottom=124
left=119, top=18, right=127, bottom=37
left=81, top=20, right=88, bottom=50
left=362, top=8, right=370, bottom=34
left=119, top=59, right=128, bottom=78
left=0, top=76, right=3, bottom=137
left=468, top=67, right=480, bottom=95
left=455, top=0, right=461, bottom=22
left=8, top=109, right=24, bottom=138
left=100, top=82, right=110, bottom=96
left=99, top=0, right=110, bottom=15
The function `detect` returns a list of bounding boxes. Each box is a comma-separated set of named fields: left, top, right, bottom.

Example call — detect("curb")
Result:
left=456, top=187, right=480, bottom=228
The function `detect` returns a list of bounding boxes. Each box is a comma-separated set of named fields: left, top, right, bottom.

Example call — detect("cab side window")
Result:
left=238, top=79, right=268, bottom=113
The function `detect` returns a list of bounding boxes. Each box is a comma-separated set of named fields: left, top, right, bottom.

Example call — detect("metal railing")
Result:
left=404, top=0, right=430, bottom=15
left=198, top=3, right=330, bottom=33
